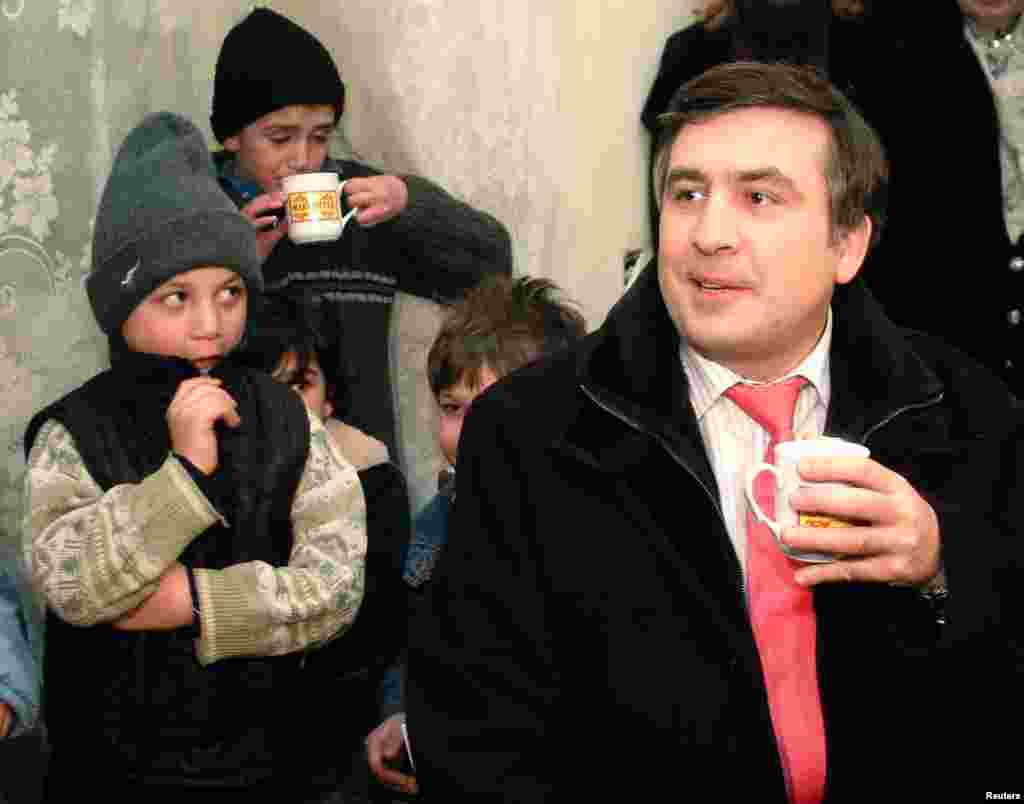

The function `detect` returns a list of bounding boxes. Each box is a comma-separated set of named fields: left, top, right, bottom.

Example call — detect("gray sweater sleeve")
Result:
left=334, top=159, right=513, bottom=300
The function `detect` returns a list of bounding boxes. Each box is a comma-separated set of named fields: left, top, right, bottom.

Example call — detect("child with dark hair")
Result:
left=365, top=275, right=585, bottom=796
left=239, top=291, right=389, bottom=468
left=23, top=112, right=366, bottom=801
left=238, top=290, right=412, bottom=803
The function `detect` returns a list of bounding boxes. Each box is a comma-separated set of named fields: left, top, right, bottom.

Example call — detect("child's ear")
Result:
left=322, top=390, right=335, bottom=420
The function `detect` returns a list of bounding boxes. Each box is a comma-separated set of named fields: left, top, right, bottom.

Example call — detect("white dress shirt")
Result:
left=681, top=311, right=833, bottom=577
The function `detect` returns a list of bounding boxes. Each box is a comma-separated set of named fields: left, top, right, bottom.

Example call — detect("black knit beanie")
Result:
left=210, top=8, right=346, bottom=143
left=87, top=112, right=263, bottom=335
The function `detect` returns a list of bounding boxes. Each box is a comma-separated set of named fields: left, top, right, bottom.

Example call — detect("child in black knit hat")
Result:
left=211, top=7, right=513, bottom=464
left=23, top=112, right=367, bottom=801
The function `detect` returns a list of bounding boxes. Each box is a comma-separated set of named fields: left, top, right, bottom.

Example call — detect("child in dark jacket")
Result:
left=239, top=291, right=412, bottom=801
left=22, top=112, right=366, bottom=801
left=364, top=275, right=586, bottom=796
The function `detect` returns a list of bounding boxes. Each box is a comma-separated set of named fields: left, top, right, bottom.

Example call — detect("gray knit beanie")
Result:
left=87, top=112, right=263, bottom=335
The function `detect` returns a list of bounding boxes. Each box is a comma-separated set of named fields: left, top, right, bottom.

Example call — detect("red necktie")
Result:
left=725, top=378, right=826, bottom=804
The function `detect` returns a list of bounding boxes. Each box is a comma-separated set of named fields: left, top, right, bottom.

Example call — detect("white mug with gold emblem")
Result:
left=282, top=172, right=357, bottom=244
left=745, top=436, right=871, bottom=563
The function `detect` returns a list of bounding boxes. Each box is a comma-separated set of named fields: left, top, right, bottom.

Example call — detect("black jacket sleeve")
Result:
left=405, top=394, right=559, bottom=801
left=335, top=159, right=514, bottom=302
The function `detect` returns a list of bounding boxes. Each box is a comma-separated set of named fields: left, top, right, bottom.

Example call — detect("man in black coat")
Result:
left=406, top=62, right=1022, bottom=802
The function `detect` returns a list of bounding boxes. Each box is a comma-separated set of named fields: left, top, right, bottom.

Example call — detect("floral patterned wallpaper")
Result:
left=0, top=77, right=99, bottom=564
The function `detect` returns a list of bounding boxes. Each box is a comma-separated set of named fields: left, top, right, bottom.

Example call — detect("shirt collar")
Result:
left=681, top=307, right=833, bottom=420
left=216, top=155, right=263, bottom=203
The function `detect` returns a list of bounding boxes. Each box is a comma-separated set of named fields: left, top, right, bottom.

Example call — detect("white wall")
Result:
left=272, top=0, right=701, bottom=509
left=279, top=0, right=700, bottom=325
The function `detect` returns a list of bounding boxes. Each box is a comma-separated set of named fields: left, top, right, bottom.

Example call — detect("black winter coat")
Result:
left=407, top=265, right=1023, bottom=801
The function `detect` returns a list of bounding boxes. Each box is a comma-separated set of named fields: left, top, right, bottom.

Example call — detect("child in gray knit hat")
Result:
left=23, top=112, right=367, bottom=800
left=211, top=7, right=512, bottom=464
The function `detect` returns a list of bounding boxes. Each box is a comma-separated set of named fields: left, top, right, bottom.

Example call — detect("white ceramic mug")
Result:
left=744, top=436, right=870, bottom=563
left=282, top=172, right=357, bottom=244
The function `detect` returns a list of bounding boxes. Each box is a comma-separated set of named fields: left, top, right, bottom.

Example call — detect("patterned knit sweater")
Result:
left=24, top=395, right=365, bottom=666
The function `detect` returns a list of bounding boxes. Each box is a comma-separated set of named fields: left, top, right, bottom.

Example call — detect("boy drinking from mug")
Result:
left=23, top=112, right=366, bottom=801
left=211, top=7, right=512, bottom=463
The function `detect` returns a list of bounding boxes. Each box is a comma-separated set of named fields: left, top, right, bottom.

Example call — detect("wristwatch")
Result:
left=918, top=566, right=949, bottom=626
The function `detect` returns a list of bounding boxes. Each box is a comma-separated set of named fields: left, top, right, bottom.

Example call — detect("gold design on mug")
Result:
left=287, top=191, right=341, bottom=224
left=314, top=190, right=340, bottom=220
left=287, top=193, right=311, bottom=223
left=799, top=513, right=855, bottom=528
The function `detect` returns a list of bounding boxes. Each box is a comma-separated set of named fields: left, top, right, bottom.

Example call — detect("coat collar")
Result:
left=575, top=261, right=944, bottom=463
left=108, top=347, right=261, bottom=416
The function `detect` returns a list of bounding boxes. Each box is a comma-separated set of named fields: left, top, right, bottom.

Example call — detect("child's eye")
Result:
left=161, top=291, right=187, bottom=308
left=749, top=190, right=776, bottom=206
left=218, top=285, right=245, bottom=304
left=440, top=403, right=462, bottom=417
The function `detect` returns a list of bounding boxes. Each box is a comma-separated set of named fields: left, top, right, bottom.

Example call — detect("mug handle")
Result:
left=337, top=179, right=358, bottom=232
left=744, top=462, right=782, bottom=541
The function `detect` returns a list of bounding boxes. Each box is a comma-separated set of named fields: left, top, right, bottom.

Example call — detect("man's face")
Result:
left=224, top=104, right=336, bottom=194
left=437, top=365, right=498, bottom=468
left=657, top=106, right=869, bottom=381
left=958, top=1, right=1024, bottom=32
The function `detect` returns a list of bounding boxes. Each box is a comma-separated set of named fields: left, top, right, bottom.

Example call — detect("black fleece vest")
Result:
left=25, top=352, right=311, bottom=790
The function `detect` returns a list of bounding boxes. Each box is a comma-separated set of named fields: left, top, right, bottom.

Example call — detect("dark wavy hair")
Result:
left=653, top=60, right=888, bottom=249
left=235, top=290, right=347, bottom=414
left=428, top=275, right=586, bottom=396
